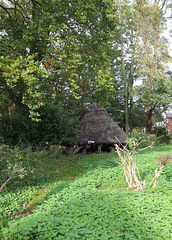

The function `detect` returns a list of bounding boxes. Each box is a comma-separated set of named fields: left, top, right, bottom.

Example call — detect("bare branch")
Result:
left=0, top=163, right=26, bottom=193
left=0, top=175, right=13, bottom=193
left=137, top=141, right=155, bottom=152
left=149, top=165, right=164, bottom=188
left=115, top=143, right=145, bottom=189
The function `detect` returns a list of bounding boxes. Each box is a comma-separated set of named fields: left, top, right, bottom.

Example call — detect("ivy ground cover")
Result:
left=1, top=145, right=172, bottom=239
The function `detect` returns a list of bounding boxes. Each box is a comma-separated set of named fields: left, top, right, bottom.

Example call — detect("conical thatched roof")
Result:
left=75, top=103, right=127, bottom=145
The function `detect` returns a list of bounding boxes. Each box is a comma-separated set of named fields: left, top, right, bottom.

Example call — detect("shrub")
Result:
left=0, top=103, right=78, bottom=147
left=0, top=146, right=48, bottom=191
left=34, top=103, right=78, bottom=147
left=116, top=135, right=172, bottom=190
left=0, top=107, right=31, bottom=147
left=152, top=126, right=170, bottom=144
left=128, top=132, right=157, bottom=148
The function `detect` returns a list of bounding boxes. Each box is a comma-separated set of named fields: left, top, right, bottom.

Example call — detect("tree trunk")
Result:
left=129, top=38, right=134, bottom=133
left=137, top=0, right=153, bottom=134
left=146, top=106, right=152, bottom=133
left=121, top=33, right=129, bottom=134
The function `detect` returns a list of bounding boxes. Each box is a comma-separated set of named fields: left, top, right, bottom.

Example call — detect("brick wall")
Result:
left=167, top=118, right=172, bottom=135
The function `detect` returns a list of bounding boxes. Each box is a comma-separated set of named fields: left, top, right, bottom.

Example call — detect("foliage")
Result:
left=0, top=0, right=117, bottom=119
left=149, top=153, right=172, bottom=188
left=35, top=103, right=78, bottom=146
left=134, top=0, right=172, bottom=133
left=0, top=0, right=171, bottom=133
left=152, top=126, right=171, bottom=144
left=128, top=132, right=158, bottom=148
left=0, top=186, right=38, bottom=220
left=0, top=145, right=25, bottom=192
left=0, top=146, right=49, bottom=192
left=0, top=162, right=26, bottom=193
left=0, top=106, right=34, bottom=146
left=156, top=153, right=172, bottom=167
left=0, top=146, right=172, bottom=239
left=0, top=55, right=48, bottom=120
left=105, top=0, right=171, bottom=133
left=0, top=102, right=78, bottom=147
left=113, top=0, right=141, bottom=133
left=2, top=189, right=172, bottom=239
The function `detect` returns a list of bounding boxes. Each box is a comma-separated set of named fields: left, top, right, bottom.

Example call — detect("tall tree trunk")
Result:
left=137, top=0, right=153, bottom=133
left=140, top=12, right=153, bottom=133
left=121, top=32, right=129, bottom=134
left=129, top=38, right=134, bottom=133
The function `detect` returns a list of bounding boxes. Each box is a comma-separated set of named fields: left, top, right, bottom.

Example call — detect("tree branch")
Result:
left=0, top=4, right=12, bottom=19
left=10, top=0, right=31, bottom=20
left=31, top=0, right=42, bottom=7
left=0, top=163, right=26, bottom=193
left=1, top=1, right=31, bottom=21
left=149, top=164, right=164, bottom=188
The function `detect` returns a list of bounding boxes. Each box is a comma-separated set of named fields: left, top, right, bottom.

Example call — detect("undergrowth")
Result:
left=0, top=145, right=172, bottom=239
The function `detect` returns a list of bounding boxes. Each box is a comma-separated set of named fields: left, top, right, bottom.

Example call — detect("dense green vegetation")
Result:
left=0, top=145, right=171, bottom=239
left=1, top=0, right=172, bottom=143
left=0, top=1, right=172, bottom=239
left=0, top=103, right=77, bottom=147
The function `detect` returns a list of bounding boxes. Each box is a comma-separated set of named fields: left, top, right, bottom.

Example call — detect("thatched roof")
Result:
left=75, top=103, right=127, bottom=145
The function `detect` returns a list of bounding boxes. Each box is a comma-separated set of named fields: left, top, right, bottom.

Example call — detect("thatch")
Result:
left=75, top=103, right=127, bottom=146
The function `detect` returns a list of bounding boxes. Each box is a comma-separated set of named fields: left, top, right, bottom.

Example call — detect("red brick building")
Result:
left=166, top=113, right=172, bottom=136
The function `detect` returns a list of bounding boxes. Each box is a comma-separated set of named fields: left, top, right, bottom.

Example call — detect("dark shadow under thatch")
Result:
left=75, top=103, right=127, bottom=153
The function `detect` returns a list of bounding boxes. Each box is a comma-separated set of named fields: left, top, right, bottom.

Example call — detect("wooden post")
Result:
left=82, top=146, right=86, bottom=154
left=98, top=144, right=102, bottom=153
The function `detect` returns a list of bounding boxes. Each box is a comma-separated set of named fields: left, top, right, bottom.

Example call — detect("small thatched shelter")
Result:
left=75, top=103, right=127, bottom=153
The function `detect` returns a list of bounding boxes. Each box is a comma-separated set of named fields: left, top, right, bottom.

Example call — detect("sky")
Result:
left=165, top=7, right=172, bottom=112
left=165, top=7, right=172, bottom=64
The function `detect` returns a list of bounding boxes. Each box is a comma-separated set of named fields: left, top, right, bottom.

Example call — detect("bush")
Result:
left=128, top=132, right=157, bottom=148
left=0, top=103, right=78, bottom=147
left=0, top=146, right=48, bottom=191
left=0, top=106, right=32, bottom=146
left=152, top=126, right=170, bottom=144
left=34, top=103, right=78, bottom=147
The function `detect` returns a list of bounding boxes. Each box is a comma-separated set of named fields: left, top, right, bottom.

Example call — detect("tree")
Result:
left=0, top=55, right=48, bottom=120
left=168, top=5, right=172, bottom=37
left=110, top=0, right=141, bottom=133
left=108, top=0, right=171, bottom=134
left=135, top=0, right=172, bottom=133
left=0, top=0, right=117, bottom=118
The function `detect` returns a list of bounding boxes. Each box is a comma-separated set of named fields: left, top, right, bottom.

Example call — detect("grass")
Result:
left=43, top=152, right=112, bottom=182
left=0, top=144, right=172, bottom=239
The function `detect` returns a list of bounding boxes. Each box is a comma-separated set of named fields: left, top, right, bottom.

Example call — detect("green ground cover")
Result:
left=0, top=145, right=172, bottom=239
